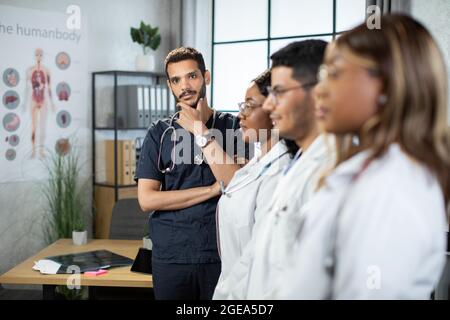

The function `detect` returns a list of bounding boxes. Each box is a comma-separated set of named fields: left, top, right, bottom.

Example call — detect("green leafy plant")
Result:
left=42, top=142, right=90, bottom=244
left=40, top=141, right=91, bottom=300
left=130, top=21, right=161, bottom=55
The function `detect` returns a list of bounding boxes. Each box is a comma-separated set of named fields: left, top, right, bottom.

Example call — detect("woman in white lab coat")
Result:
left=273, top=15, right=450, bottom=299
left=214, top=40, right=334, bottom=300
left=213, top=70, right=292, bottom=296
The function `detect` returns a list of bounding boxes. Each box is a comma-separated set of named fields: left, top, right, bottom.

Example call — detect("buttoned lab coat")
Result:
left=213, top=134, right=334, bottom=299
left=273, top=144, right=447, bottom=299
left=215, top=141, right=291, bottom=285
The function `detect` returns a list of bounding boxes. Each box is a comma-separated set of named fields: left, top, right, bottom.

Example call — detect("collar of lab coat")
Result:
left=284, top=134, right=331, bottom=178
left=256, top=140, right=288, bottom=169
left=324, top=143, right=404, bottom=190
left=232, top=141, right=289, bottom=181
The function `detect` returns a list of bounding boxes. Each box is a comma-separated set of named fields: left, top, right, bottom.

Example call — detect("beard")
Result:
left=174, top=81, right=207, bottom=108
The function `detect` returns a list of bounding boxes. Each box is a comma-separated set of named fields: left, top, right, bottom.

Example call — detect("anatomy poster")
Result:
left=0, top=5, right=87, bottom=182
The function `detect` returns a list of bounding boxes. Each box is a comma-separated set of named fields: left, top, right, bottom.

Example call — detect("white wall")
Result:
left=0, top=0, right=179, bottom=280
left=181, top=0, right=213, bottom=101
left=411, top=0, right=450, bottom=123
left=181, top=0, right=212, bottom=67
left=0, top=0, right=179, bottom=73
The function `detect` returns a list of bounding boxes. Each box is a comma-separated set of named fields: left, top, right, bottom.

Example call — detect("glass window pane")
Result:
left=336, top=0, right=366, bottom=32
left=214, top=0, right=268, bottom=42
left=271, top=0, right=333, bottom=38
left=213, top=41, right=268, bottom=111
left=94, top=74, right=114, bottom=128
left=270, top=36, right=333, bottom=56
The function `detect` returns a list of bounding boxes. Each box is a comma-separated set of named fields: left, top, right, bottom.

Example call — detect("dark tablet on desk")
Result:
left=130, top=248, right=152, bottom=275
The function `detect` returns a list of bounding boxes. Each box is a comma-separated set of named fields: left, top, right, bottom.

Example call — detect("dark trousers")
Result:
left=152, top=260, right=221, bottom=300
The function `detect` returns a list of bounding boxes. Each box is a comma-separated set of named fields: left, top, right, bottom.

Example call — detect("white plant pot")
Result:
left=72, top=230, right=88, bottom=245
left=135, top=54, right=155, bottom=72
left=143, top=236, right=153, bottom=250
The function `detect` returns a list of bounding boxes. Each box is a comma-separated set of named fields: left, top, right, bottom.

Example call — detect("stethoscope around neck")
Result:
left=219, top=151, right=288, bottom=197
left=157, top=109, right=217, bottom=174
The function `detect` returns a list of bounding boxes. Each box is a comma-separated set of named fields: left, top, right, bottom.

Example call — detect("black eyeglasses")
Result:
left=266, top=82, right=317, bottom=105
left=237, top=101, right=263, bottom=116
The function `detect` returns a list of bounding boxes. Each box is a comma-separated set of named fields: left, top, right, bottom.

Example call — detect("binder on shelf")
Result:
left=135, top=137, right=144, bottom=164
left=102, top=140, right=138, bottom=185
left=137, top=86, right=145, bottom=128
left=162, top=85, right=168, bottom=118
left=143, top=86, right=150, bottom=128
left=150, top=85, right=157, bottom=124
left=130, top=139, right=137, bottom=184
left=103, top=140, right=124, bottom=185
left=123, top=140, right=131, bottom=185
left=155, top=84, right=162, bottom=120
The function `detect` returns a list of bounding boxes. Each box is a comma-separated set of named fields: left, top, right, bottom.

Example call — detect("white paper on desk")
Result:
left=32, top=259, right=62, bottom=275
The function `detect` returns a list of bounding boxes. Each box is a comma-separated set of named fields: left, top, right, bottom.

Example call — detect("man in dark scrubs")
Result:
left=135, top=47, right=245, bottom=300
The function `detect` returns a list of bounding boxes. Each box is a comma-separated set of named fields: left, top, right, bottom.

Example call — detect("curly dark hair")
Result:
left=164, top=47, right=206, bottom=78
left=252, top=69, right=271, bottom=97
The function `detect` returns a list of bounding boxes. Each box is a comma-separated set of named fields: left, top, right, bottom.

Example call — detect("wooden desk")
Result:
left=0, top=239, right=152, bottom=299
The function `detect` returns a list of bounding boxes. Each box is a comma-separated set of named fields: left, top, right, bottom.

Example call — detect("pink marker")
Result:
left=85, top=269, right=108, bottom=276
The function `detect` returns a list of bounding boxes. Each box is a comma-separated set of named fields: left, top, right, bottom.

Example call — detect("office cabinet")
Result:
left=92, top=71, right=175, bottom=238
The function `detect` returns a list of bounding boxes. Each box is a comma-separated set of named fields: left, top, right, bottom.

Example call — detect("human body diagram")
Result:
left=23, top=48, right=56, bottom=158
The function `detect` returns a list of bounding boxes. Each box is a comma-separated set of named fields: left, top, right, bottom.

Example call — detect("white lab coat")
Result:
left=214, top=141, right=291, bottom=289
left=272, top=143, right=447, bottom=299
left=213, top=134, right=334, bottom=299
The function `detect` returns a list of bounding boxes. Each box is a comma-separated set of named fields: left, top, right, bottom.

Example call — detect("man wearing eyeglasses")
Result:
left=135, top=47, right=248, bottom=300
left=214, top=40, right=335, bottom=299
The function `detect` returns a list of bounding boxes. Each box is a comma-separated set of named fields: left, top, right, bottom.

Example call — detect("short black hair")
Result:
left=270, top=39, right=328, bottom=83
left=252, top=69, right=299, bottom=157
left=165, top=47, right=206, bottom=78
left=252, top=69, right=271, bottom=97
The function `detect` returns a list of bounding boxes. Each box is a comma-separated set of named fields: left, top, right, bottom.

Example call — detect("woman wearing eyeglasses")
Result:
left=213, top=70, right=292, bottom=299
left=273, top=15, right=450, bottom=299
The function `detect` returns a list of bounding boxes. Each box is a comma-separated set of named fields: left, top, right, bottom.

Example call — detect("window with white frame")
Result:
left=211, top=0, right=367, bottom=114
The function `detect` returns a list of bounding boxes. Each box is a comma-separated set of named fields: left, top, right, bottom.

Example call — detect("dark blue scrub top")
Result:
left=135, top=111, right=244, bottom=264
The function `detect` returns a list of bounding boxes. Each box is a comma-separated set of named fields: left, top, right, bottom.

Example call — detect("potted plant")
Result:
left=40, top=139, right=91, bottom=299
left=42, top=139, right=90, bottom=246
left=72, top=214, right=87, bottom=246
left=130, top=21, right=161, bottom=71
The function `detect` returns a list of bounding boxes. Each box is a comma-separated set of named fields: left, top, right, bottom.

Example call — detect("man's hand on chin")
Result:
left=177, top=98, right=211, bottom=135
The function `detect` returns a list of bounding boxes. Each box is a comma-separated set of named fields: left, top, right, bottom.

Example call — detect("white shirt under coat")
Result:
left=213, top=134, right=334, bottom=299
left=215, top=141, right=291, bottom=284
left=272, top=144, right=447, bottom=299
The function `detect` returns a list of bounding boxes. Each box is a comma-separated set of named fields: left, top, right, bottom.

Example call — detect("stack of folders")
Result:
left=100, top=139, right=137, bottom=185
left=148, top=84, right=177, bottom=124
left=117, top=83, right=175, bottom=128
